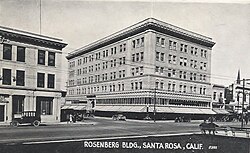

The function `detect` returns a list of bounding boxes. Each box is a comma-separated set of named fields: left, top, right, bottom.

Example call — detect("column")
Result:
left=6, top=95, right=12, bottom=123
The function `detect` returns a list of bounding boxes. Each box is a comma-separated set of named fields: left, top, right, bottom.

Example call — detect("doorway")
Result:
left=0, top=105, right=5, bottom=122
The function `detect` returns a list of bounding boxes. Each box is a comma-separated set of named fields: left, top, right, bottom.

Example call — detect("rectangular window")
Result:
left=132, top=40, right=136, bottom=48
left=3, top=44, right=12, bottom=60
left=141, top=37, right=144, bottom=46
left=155, top=66, right=159, bottom=72
left=160, top=53, right=164, bottom=61
left=132, top=54, right=135, bottom=62
left=140, top=52, right=144, bottom=61
left=37, top=73, right=45, bottom=88
left=39, top=97, right=53, bottom=115
left=155, top=82, right=159, bottom=89
left=2, top=68, right=11, bottom=85
left=184, top=45, right=188, bottom=53
left=17, top=46, right=25, bottom=62
left=156, top=37, right=160, bottom=45
left=156, top=52, right=160, bottom=61
left=48, top=52, right=55, bottom=66
left=136, top=53, right=139, bottom=61
left=16, top=70, right=25, bottom=86
left=161, top=38, right=165, bottom=46
left=213, top=92, right=216, bottom=100
left=160, top=82, right=164, bottom=89
left=48, top=74, right=55, bottom=88
left=139, top=82, right=142, bottom=89
left=160, top=67, right=164, bottom=73
left=38, top=50, right=45, bottom=65
left=180, top=44, right=184, bottom=52
left=13, top=95, right=24, bottom=114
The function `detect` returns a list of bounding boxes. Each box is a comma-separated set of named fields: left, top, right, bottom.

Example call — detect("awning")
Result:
left=61, top=105, right=86, bottom=110
left=94, top=105, right=215, bottom=115
left=171, top=107, right=203, bottom=114
left=213, top=108, right=230, bottom=114
left=199, top=108, right=217, bottom=115
left=95, top=105, right=146, bottom=112
left=156, top=107, right=174, bottom=113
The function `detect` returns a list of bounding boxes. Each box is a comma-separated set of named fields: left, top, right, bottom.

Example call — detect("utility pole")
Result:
left=241, top=78, right=245, bottom=128
left=153, top=88, right=156, bottom=122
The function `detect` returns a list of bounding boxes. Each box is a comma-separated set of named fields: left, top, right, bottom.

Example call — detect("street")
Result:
left=0, top=117, right=247, bottom=145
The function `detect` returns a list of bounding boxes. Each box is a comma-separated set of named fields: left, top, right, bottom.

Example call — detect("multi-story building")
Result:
left=66, top=18, right=216, bottom=119
left=0, top=26, right=67, bottom=123
left=211, top=84, right=229, bottom=118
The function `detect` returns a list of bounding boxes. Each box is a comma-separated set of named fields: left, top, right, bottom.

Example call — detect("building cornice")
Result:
left=67, top=18, right=215, bottom=60
left=0, top=26, right=67, bottom=50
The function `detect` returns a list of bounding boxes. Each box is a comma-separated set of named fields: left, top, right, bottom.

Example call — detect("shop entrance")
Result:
left=0, top=105, right=4, bottom=122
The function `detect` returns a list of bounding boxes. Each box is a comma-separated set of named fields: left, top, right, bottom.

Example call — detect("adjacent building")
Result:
left=211, top=84, right=229, bottom=117
left=0, top=26, right=67, bottom=123
left=66, top=18, right=216, bottom=119
left=226, top=71, right=250, bottom=114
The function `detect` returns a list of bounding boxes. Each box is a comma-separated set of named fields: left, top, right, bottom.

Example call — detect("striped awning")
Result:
left=61, top=105, right=86, bottom=110
left=212, top=108, right=230, bottom=114
left=94, top=105, right=215, bottom=114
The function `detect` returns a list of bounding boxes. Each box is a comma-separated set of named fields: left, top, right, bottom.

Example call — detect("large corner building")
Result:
left=0, top=26, right=67, bottom=123
left=66, top=18, right=216, bottom=119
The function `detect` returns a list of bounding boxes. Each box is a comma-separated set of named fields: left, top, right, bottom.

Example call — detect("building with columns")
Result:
left=66, top=18, right=216, bottom=120
left=0, top=26, right=67, bottom=123
left=226, top=71, right=250, bottom=114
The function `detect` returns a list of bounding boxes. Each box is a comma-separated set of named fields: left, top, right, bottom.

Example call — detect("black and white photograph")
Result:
left=0, top=0, right=250, bottom=152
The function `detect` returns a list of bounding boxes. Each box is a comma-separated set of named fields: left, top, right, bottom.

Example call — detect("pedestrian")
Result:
left=69, top=114, right=73, bottom=123
left=66, top=114, right=70, bottom=124
left=245, top=115, right=248, bottom=125
left=199, top=120, right=207, bottom=134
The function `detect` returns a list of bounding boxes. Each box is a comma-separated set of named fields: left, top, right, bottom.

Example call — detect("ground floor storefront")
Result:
left=0, top=88, right=62, bottom=123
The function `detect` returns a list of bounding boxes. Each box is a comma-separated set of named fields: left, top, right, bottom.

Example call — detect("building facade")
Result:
left=211, top=84, right=229, bottom=118
left=66, top=18, right=216, bottom=119
left=0, top=26, right=67, bottom=123
left=227, top=77, right=250, bottom=114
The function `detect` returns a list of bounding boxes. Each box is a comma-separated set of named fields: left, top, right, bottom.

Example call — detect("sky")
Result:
left=0, top=0, right=250, bottom=88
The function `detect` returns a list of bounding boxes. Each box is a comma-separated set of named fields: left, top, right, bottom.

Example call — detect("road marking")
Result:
left=23, top=130, right=198, bottom=145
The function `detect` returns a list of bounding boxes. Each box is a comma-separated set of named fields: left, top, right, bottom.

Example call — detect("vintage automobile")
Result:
left=112, top=114, right=126, bottom=121
left=10, top=111, right=41, bottom=127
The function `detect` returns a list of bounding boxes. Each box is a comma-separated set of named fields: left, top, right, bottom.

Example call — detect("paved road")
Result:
left=0, top=117, right=247, bottom=145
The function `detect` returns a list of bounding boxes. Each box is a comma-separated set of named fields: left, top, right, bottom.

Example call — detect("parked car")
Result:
left=143, top=116, right=152, bottom=120
left=112, top=114, right=126, bottom=121
left=10, top=111, right=41, bottom=127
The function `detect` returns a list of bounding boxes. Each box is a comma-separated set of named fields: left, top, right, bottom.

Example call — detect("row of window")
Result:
left=1, top=69, right=55, bottom=88
left=69, top=83, right=125, bottom=95
left=75, top=57, right=126, bottom=76
left=132, top=52, right=144, bottom=62
left=132, top=37, right=144, bottom=48
left=70, top=43, right=127, bottom=68
left=69, top=70, right=126, bottom=86
left=2, top=44, right=56, bottom=66
left=69, top=80, right=207, bottom=95
left=156, top=36, right=208, bottom=58
left=12, top=96, right=53, bottom=115
left=155, top=67, right=207, bottom=82
left=38, top=50, right=55, bottom=66
left=1, top=69, right=25, bottom=86
left=157, top=81, right=207, bottom=95
left=131, top=66, right=144, bottom=76
left=96, top=98, right=208, bottom=107
left=157, top=52, right=208, bottom=71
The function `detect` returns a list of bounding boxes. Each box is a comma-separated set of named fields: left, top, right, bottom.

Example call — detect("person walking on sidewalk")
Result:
left=69, top=114, right=73, bottom=123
